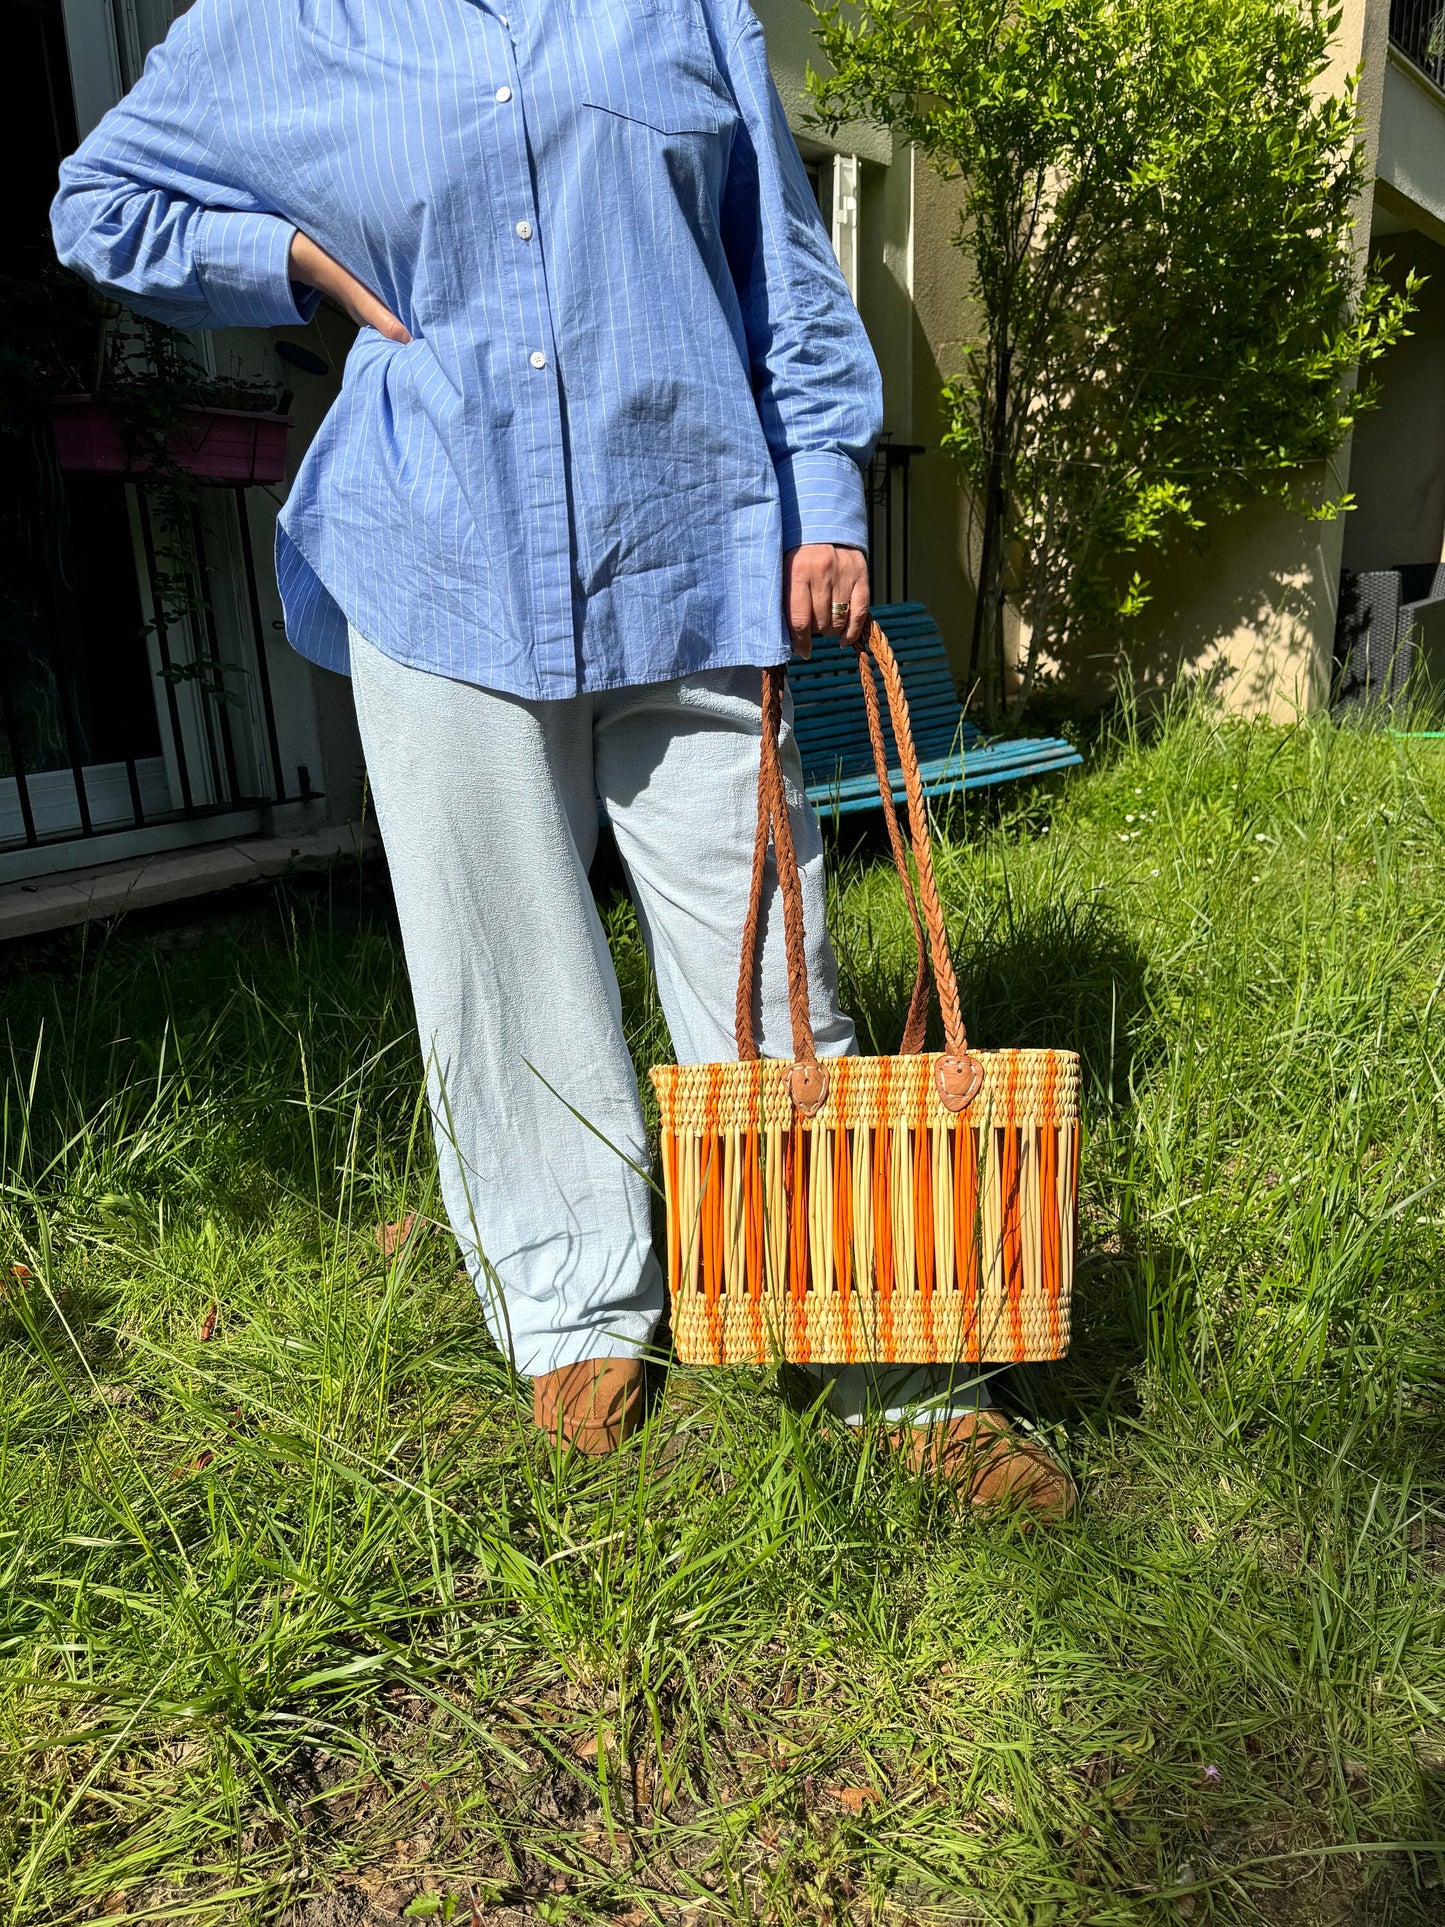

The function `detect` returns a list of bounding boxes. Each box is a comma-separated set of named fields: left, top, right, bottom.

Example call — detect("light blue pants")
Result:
left=349, top=629, right=987, bottom=1420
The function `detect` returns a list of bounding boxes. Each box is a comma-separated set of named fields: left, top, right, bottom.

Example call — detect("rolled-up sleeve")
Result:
left=51, top=6, right=318, bottom=333
left=719, top=14, right=882, bottom=553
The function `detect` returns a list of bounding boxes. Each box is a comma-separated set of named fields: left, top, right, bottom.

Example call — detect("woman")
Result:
left=53, top=0, right=1070, bottom=1515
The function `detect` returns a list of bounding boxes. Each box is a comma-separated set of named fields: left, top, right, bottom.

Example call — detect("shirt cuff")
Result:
left=774, top=450, right=870, bottom=554
left=194, top=210, right=322, bottom=329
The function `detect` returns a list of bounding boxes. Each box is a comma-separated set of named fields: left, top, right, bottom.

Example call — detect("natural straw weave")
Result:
left=651, top=620, right=1080, bottom=1367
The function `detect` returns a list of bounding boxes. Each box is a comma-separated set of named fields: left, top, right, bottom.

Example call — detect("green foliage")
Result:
left=808, top=0, right=1418, bottom=716
left=2, top=705, right=1444, bottom=1920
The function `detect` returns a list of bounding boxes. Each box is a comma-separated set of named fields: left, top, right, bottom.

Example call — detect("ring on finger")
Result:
left=829, top=601, right=849, bottom=621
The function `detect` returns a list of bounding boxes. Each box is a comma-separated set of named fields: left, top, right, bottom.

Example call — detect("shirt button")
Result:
left=515, top=219, right=533, bottom=240
left=529, top=349, right=547, bottom=369
left=495, top=85, right=512, bottom=103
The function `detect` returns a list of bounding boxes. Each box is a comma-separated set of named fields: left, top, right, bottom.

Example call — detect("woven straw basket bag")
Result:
left=650, top=618, right=1081, bottom=1368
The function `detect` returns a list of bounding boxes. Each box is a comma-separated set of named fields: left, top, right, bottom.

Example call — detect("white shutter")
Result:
left=58, top=0, right=124, bottom=137
left=830, top=153, right=860, bottom=302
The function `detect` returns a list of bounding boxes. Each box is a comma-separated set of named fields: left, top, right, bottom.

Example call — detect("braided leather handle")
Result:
left=734, top=619, right=983, bottom=1113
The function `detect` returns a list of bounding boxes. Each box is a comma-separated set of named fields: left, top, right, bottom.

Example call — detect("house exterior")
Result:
left=1109, top=0, right=1445, bottom=719
left=2, top=0, right=1442, bottom=934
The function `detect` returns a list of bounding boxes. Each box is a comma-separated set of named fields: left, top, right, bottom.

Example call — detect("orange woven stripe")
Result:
left=702, top=1141, right=723, bottom=1305
left=699, top=1137, right=721, bottom=1356
left=914, top=1124, right=936, bottom=1361
left=954, top=1122, right=979, bottom=1357
left=877, top=1127, right=897, bottom=1364
left=1006, top=1054, right=1026, bottom=1359
left=787, top=1119, right=811, bottom=1362
left=743, top=1068, right=763, bottom=1351
left=701, top=1069, right=723, bottom=1362
left=1039, top=1056, right=1060, bottom=1352
left=701, top=1068, right=720, bottom=1264
left=1000, top=1127, right=1024, bottom=1361
left=1039, top=1123, right=1061, bottom=1353
left=743, top=1127, right=764, bottom=1361
left=833, top=1115, right=855, bottom=1363
left=920, top=1074, right=939, bottom=1356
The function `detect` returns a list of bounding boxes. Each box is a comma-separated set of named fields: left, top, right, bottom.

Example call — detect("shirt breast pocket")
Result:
left=572, top=0, right=735, bottom=137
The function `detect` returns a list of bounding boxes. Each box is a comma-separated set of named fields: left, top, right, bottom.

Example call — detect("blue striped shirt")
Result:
left=52, top=0, right=883, bottom=698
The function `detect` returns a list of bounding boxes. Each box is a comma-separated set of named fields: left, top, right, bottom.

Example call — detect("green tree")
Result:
left=808, top=0, right=1416, bottom=718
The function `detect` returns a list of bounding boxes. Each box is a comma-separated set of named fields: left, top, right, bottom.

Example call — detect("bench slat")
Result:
left=808, top=740, right=1083, bottom=818
left=792, top=602, right=1081, bottom=813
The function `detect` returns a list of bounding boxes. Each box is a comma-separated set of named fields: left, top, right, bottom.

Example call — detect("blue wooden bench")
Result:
left=794, top=602, right=1082, bottom=819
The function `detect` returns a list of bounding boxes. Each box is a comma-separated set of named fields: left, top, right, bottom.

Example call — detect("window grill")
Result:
left=1, top=421, right=290, bottom=862
left=1390, top=0, right=1445, bottom=87
left=865, top=436, right=925, bottom=604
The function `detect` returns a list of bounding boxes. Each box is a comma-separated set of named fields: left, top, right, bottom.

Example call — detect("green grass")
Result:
left=2, top=699, right=1443, bottom=1925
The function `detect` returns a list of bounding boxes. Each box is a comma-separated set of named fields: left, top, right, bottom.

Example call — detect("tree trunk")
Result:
left=966, top=342, right=1012, bottom=722
left=1005, top=609, right=1048, bottom=723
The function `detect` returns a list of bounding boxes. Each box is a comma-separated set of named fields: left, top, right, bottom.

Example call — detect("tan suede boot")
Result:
left=895, top=1409, right=1076, bottom=1523
left=532, top=1358, right=645, bottom=1455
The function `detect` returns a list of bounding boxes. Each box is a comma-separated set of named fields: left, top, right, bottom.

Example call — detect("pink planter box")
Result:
left=49, top=397, right=292, bottom=484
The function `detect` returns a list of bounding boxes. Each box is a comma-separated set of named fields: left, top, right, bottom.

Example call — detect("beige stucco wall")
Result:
left=1085, top=0, right=1389, bottom=719
left=1072, top=490, right=1347, bottom=718
left=760, top=0, right=1445, bottom=720
left=897, top=99, right=1360, bottom=718
left=901, top=156, right=979, bottom=675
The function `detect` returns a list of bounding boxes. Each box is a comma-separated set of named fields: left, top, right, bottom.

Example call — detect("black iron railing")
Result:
left=865, top=436, right=925, bottom=604
left=1, top=423, right=288, bottom=858
left=1390, top=0, right=1445, bottom=87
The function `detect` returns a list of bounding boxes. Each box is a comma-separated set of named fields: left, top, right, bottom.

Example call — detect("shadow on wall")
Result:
left=902, top=310, right=979, bottom=682
left=1033, top=488, right=1344, bottom=722
left=900, top=147, right=985, bottom=687
left=895, top=139, right=1354, bottom=723
left=900, top=289, right=1340, bottom=721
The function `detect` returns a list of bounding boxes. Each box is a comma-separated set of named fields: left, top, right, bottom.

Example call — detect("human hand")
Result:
left=288, top=229, right=411, bottom=343
left=783, top=544, right=870, bottom=657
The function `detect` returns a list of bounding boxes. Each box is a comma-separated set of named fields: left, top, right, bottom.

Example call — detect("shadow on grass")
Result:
left=675, top=796, right=1170, bottom=1438
left=952, top=890, right=1154, bottom=1091
left=821, top=794, right=1157, bottom=1078
left=924, top=869, right=1169, bottom=1434
left=12, top=830, right=1166, bottom=1428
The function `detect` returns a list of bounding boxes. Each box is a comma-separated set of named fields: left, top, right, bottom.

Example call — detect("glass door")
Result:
left=0, top=453, right=171, bottom=847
